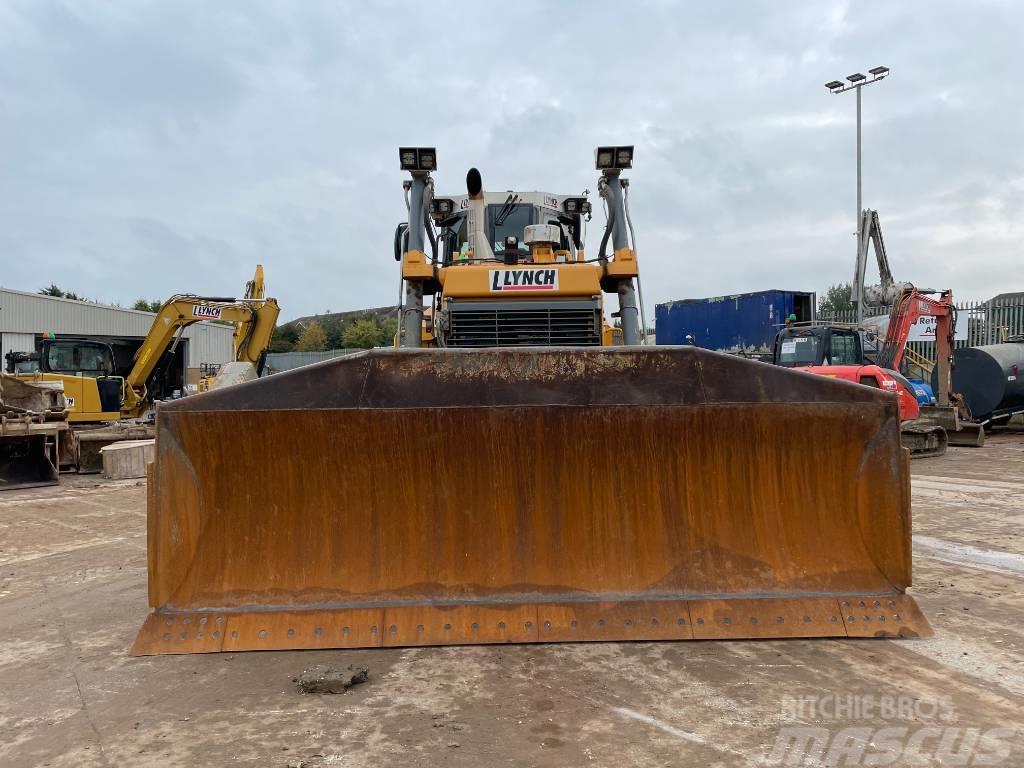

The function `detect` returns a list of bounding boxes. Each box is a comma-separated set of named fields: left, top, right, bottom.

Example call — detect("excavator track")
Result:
left=133, top=346, right=931, bottom=655
left=901, top=422, right=948, bottom=459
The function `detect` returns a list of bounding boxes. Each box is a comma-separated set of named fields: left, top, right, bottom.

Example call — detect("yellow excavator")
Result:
left=133, top=147, right=929, bottom=655
left=6, top=266, right=280, bottom=422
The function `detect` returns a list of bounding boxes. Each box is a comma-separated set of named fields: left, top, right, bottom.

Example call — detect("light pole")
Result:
left=825, top=66, right=889, bottom=321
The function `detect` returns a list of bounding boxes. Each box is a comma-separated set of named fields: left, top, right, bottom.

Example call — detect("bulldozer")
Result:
left=132, top=146, right=930, bottom=655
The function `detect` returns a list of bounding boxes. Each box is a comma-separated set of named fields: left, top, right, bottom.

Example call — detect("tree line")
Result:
left=39, top=285, right=161, bottom=312
left=271, top=315, right=398, bottom=352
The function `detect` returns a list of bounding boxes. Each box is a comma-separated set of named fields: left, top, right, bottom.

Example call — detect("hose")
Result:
left=623, top=182, right=649, bottom=343
left=422, top=178, right=437, bottom=262
left=396, top=269, right=405, bottom=346
left=597, top=181, right=614, bottom=265
left=424, top=209, right=437, bottom=262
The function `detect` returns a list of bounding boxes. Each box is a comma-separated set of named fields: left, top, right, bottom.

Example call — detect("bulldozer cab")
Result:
left=431, top=193, right=582, bottom=266
left=774, top=326, right=863, bottom=367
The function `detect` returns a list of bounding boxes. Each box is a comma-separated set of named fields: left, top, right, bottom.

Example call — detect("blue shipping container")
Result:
left=655, top=290, right=816, bottom=352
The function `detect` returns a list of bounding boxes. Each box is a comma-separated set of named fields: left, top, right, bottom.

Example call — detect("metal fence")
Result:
left=264, top=349, right=367, bottom=374
left=818, top=296, right=1024, bottom=376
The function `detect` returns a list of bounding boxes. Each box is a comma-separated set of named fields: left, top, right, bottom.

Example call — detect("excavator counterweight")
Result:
left=133, top=346, right=930, bottom=655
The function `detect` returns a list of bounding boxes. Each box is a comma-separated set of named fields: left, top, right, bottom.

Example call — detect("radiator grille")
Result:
left=444, top=300, right=602, bottom=347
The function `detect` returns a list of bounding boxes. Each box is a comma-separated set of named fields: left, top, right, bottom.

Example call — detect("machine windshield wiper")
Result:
left=489, top=194, right=518, bottom=248
left=494, top=194, right=519, bottom=227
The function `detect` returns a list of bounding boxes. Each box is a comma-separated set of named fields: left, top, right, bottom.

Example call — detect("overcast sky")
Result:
left=1, top=1, right=1021, bottom=322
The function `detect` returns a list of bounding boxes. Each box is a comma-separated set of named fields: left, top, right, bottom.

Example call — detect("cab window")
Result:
left=487, top=204, right=533, bottom=256
left=777, top=335, right=821, bottom=366
left=829, top=333, right=861, bottom=365
left=45, top=342, right=114, bottom=377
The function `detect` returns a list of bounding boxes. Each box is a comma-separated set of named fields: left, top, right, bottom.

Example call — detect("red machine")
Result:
left=808, top=363, right=921, bottom=420
left=773, top=287, right=963, bottom=457
left=874, top=288, right=955, bottom=395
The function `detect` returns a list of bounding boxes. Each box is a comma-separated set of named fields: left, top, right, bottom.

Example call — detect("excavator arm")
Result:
left=879, top=287, right=955, bottom=407
left=232, top=300, right=280, bottom=372
left=853, top=210, right=914, bottom=315
left=878, top=289, right=954, bottom=371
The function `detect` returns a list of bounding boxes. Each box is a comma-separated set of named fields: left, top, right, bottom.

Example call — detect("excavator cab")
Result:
left=773, top=326, right=863, bottom=368
left=39, top=340, right=116, bottom=378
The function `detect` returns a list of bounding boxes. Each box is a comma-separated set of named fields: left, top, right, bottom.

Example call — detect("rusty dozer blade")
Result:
left=133, top=347, right=931, bottom=655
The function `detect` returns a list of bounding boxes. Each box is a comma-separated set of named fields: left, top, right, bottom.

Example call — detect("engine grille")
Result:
left=443, top=300, right=602, bottom=347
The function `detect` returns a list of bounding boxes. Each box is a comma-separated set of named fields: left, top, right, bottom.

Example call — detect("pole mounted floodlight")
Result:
left=823, top=66, right=890, bottom=322
left=823, top=66, right=888, bottom=94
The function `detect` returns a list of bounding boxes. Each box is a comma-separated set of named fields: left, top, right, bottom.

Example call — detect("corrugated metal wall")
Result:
left=0, top=287, right=234, bottom=366
left=181, top=323, right=234, bottom=368
left=1, top=332, right=36, bottom=355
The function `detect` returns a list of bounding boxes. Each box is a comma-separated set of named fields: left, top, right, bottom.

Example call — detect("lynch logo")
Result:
left=489, top=269, right=559, bottom=292
left=192, top=305, right=222, bottom=319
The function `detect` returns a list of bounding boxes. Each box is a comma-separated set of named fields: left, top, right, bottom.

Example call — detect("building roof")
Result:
left=0, top=286, right=234, bottom=347
left=988, top=291, right=1024, bottom=304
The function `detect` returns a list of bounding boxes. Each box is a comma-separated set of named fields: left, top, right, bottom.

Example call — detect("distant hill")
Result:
left=279, top=305, right=398, bottom=334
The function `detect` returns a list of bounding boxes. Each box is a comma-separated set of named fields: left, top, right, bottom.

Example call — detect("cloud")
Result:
left=0, top=0, right=1021, bottom=321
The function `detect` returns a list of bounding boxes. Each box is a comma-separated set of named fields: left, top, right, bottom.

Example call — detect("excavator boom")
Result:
left=125, top=292, right=280, bottom=413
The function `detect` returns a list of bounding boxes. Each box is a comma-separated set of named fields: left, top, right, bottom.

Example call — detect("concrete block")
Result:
left=100, top=439, right=155, bottom=480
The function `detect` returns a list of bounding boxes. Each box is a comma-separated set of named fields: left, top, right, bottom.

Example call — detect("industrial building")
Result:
left=0, top=287, right=235, bottom=392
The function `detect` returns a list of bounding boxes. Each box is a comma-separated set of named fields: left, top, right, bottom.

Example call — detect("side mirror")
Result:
left=393, top=222, right=410, bottom=262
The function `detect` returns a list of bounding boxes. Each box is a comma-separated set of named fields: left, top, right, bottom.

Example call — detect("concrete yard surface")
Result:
left=1, top=434, right=1022, bottom=767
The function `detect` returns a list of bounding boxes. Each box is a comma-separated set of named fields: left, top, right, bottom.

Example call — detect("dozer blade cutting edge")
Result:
left=132, top=347, right=931, bottom=655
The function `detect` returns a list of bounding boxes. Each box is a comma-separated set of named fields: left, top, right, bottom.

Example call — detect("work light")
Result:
left=399, top=147, right=437, bottom=172
left=595, top=145, right=634, bottom=171
left=562, top=197, right=592, bottom=215
left=430, top=198, right=454, bottom=216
